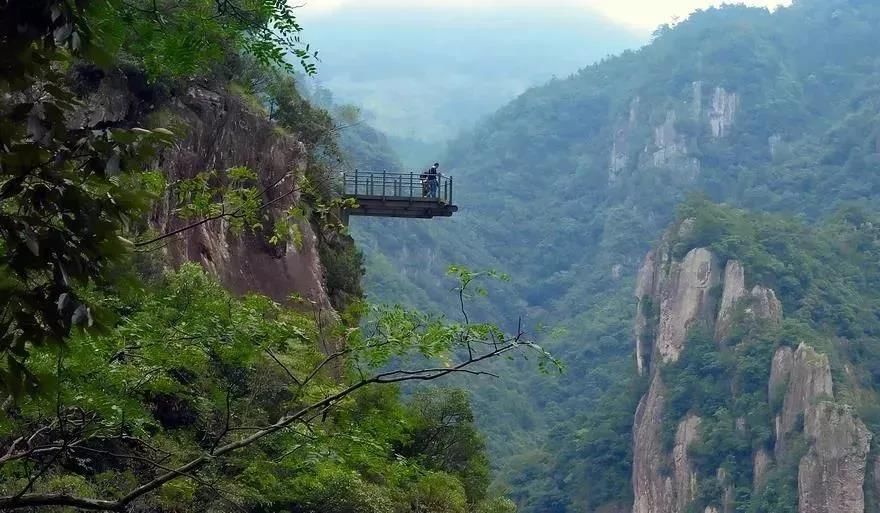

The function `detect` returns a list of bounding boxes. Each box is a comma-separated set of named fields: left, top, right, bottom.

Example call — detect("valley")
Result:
left=343, top=0, right=880, bottom=511
left=2, top=1, right=880, bottom=513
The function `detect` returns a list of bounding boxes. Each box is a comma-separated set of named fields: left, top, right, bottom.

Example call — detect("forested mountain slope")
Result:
left=349, top=0, right=880, bottom=511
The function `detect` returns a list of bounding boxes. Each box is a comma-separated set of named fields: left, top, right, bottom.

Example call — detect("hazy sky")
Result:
left=299, top=0, right=793, bottom=31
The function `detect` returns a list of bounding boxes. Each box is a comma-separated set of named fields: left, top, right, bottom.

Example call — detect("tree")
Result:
left=0, top=0, right=175, bottom=396
left=0, top=264, right=555, bottom=511
left=401, top=388, right=491, bottom=504
left=0, top=0, right=321, bottom=396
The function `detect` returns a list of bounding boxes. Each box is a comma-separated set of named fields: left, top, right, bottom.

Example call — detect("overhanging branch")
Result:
left=0, top=337, right=525, bottom=511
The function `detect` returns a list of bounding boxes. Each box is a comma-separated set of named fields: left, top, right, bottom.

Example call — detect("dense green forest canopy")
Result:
left=0, top=1, right=555, bottom=511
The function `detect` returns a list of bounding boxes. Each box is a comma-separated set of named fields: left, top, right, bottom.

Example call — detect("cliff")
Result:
left=71, top=68, right=334, bottom=309
left=630, top=217, right=875, bottom=513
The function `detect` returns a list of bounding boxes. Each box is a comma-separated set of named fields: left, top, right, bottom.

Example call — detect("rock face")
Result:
left=709, top=87, right=738, bottom=138
left=692, top=81, right=703, bottom=118
left=75, top=70, right=332, bottom=309
left=655, top=247, right=720, bottom=363
left=716, top=468, right=734, bottom=513
left=647, top=110, right=700, bottom=179
left=153, top=87, right=332, bottom=309
left=609, top=97, right=641, bottom=184
left=769, top=134, right=783, bottom=159
left=748, top=285, right=782, bottom=324
left=775, top=344, right=833, bottom=454
left=611, top=130, right=629, bottom=182
left=673, top=415, right=702, bottom=512
left=632, top=377, right=673, bottom=513
left=632, top=241, right=720, bottom=513
left=799, top=402, right=872, bottom=513
left=611, top=84, right=741, bottom=186
left=635, top=249, right=660, bottom=376
left=769, top=346, right=794, bottom=403
left=753, top=448, right=772, bottom=490
left=69, top=72, right=133, bottom=127
left=629, top=230, right=873, bottom=513
left=715, top=260, right=782, bottom=341
left=652, top=111, right=688, bottom=168
left=715, top=260, right=747, bottom=341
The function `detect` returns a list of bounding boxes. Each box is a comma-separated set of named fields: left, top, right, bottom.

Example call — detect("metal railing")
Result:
left=341, top=170, right=454, bottom=204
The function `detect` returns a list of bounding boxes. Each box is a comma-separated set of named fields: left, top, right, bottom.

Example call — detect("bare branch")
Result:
left=0, top=337, right=526, bottom=510
left=265, top=348, right=301, bottom=386
left=0, top=494, right=120, bottom=511
left=0, top=280, right=543, bottom=512
left=135, top=169, right=299, bottom=248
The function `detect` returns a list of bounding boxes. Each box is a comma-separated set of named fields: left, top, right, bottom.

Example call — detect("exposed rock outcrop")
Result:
left=715, top=260, right=782, bottom=341
left=653, top=111, right=687, bottom=168
left=632, top=377, right=673, bottom=513
left=753, top=448, right=772, bottom=489
left=635, top=249, right=660, bottom=376
left=632, top=242, right=721, bottom=513
left=748, top=285, right=782, bottom=325
left=775, top=344, right=833, bottom=455
left=769, top=346, right=794, bottom=402
left=709, top=87, right=737, bottom=138
left=609, top=97, right=641, bottom=184
left=673, top=415, right=702, bottom=512
left=629, top=209, right=877, bottom=513
left=798, top=402, right=871, bottom=513
left=715, top=260, right=747, bottom=341
left=769, top=134, right=783, bottom=159
left=655, top=247, right=720, bottom=363
left=154, top=87, right=332, bottom=309
left=611, top=130, right=629, bottom=182
left=69, top=72, right=133, bottom=127
left=873, top=454, right=880, bottom=511
left=716, top=468, right=734, bottom=513
left=628, top=232, right=875, bottom=513
left=692, top=81, right=703, bottom=118
left=647, top=111, right=700, bottom=179
left=74, top=70, right=333, bottom=309
left=630, top=97, right=641, bottom=124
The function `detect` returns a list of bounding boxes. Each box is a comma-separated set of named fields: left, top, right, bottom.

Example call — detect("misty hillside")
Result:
left=349, top=0, right=880, bottom=511
left=300, top=5, right=643, bottom=145
left=7, top=1, right=880, bottom=513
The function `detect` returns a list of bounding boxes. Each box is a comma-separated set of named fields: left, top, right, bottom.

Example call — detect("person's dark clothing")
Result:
left=426, top=166, right=439, bottom=198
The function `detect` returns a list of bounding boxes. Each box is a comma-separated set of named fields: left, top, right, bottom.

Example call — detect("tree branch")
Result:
left=0, top=338, right=524, bottom=510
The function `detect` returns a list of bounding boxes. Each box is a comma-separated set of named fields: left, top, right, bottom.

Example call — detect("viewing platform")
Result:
left=341, top=171, right=459, bottom=219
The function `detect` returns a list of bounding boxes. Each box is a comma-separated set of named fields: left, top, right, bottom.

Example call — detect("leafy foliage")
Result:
left=1, top=0, right=339, bottom=393
left=0, top=3, right=539, bottom=513
left=399, top=388, right=491, bottom=504
left=0, top=263, right=547, bottom=511
left=0, top=0, right=177, bottom=395
left=89, top=0, right=317, bottom=79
